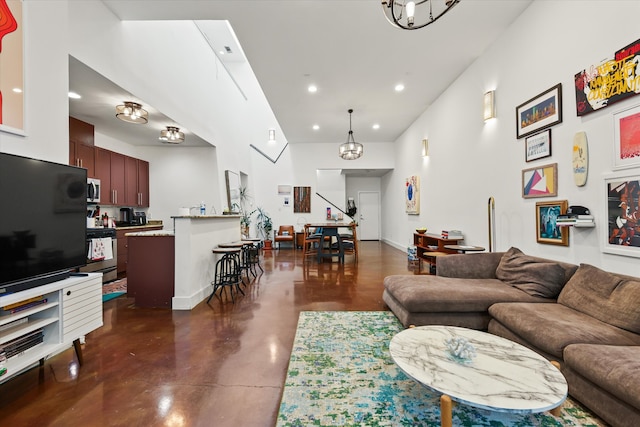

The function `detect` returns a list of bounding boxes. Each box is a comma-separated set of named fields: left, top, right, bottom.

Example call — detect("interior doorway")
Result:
left=358, top=191, right=380, bottom=240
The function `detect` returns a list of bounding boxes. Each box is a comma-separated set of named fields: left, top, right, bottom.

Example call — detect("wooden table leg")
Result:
left=440, top=394, right=453, bottom=427
left=549, top=361, right=563, bottom=417
left=73, top=338, right=84, bottom=366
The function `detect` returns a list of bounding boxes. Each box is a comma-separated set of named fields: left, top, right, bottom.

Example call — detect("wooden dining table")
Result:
left=305, top=222, right=358, bottom=263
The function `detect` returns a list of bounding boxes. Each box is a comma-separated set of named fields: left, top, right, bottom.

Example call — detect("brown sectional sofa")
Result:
left=382, top=247, right=640, bottom=427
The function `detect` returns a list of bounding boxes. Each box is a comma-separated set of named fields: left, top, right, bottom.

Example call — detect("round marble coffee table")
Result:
left=389, top=326, right=567, bottom=427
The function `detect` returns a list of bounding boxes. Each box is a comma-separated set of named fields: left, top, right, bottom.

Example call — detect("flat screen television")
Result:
left=0, top=152, right=87, bottom=296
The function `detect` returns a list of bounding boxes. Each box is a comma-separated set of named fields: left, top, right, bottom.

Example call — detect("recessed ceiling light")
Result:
left=312, top=124, right=320, bottom=130
left=395, top=83, right=405, bottom=92
left=372, top=123, right=380, bottom=130
left=68, top=91, right=81, bottom=99
left=12, top=88, right=22, bottom=93
left=308, top=85, right=318, bottom=93
left=219, top=50, right=225, bottom=55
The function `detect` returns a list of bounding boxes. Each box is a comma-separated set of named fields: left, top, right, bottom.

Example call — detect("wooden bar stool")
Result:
left=208, top=247, right=243, bottom=303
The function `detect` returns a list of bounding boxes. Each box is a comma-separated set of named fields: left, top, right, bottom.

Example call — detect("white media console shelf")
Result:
left=0, top=273, right=103, bottom=383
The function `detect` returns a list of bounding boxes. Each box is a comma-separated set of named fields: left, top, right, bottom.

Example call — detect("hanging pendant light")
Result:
left=115, top=101, right=148, bottom=124
left=159, top=126, right=185, bottom=144
left=339, top=109, right=364, bottom=160
left=381, top=0, right=460, bottom=31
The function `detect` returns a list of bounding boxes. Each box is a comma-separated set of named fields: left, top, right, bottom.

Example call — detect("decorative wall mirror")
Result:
left=225, top=170, right=241, bottom=212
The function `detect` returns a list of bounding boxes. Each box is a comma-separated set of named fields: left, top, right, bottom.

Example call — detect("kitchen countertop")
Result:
left=125, top=230, right=174, bottom=237
left=171, top=215, right=241, bottom=219
left=116, top=223, right=164, bottom=230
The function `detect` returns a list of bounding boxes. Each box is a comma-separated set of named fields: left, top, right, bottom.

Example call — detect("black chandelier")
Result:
left=381, top=0, right=460, bottom=30
left=338, top=109, right=363, bottom=160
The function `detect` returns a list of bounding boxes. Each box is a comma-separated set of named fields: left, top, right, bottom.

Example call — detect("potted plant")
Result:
left=240, top=209, right=255, bottom=238
left=255, top=207, right=273, bottom=249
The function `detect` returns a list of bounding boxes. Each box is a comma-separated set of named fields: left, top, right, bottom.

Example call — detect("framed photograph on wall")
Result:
left=522, top=163, right=558, bottom=198
left=525, top=129, right=552, bottom=162
left=0, top=0, right=25, bottom=136
left=603, top=172, right=640, bottom=258
left=536, top=200, right=568, bottom=246
left=516, top=83, right=562, bottom=139
left=613, top=104, right=640, bottom=170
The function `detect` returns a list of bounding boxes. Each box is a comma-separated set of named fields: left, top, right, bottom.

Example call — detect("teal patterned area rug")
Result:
left=277, top=311, right=604, bottom=427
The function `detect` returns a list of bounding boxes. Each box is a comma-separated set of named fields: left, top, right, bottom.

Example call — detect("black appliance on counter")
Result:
left=120, top=207, right=134, bottom=224
left=81, top=228, right=117, bottom=283
left=134, top=212, right=147, bottom=226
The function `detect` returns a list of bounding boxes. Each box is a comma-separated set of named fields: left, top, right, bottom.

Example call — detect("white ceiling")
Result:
left=70, top=0, right=532, bottom=147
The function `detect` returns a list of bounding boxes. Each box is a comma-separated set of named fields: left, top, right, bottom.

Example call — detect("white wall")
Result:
left=249, top=141, right=395, bottom=234
left=382, top=0, right=640, bottom=276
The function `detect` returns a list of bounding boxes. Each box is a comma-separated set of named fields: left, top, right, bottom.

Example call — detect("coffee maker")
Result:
left=120, top=207, right=135, bottom=225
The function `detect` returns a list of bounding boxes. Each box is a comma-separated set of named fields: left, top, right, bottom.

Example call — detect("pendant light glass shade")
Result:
left=115, top=101, right=148, bottom=124
left=159, top=126, right=185, bottom=144
left=339, top=109, right=363, bottom=160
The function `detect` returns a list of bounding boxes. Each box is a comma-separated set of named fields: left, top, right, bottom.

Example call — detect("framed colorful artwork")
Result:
left=613, top=104, right=640, bottom=170
left=405, top=175, right=420, bottom=215
left=0, top=0, right=25, bottom=136
left=293, top=186, right=311, bottom=213
left=525, top=129, right=552, bottom=162
left=522, top=163, right=558, bottom=199
left=603, top=172, right=640, bottom=258
left=516, top=83, right=562, bottom=139
left=536, top=200, right=568, bottom=246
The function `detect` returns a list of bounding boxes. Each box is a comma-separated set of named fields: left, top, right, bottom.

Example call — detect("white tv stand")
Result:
left=0, top=273, right=103, bottom=383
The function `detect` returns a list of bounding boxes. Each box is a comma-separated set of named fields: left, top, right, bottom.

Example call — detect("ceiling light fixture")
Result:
left=159, top=126, right=185, bottom=144
left=381, top=0, right=460, bottom=30
left=68, top=92, right=81, bottom=99
left=395, top=83, right=405, bottom=92
left=115, top=101, right=148, bottom=124
left=339, top=109, right=363, bottom=160
left=268, top=128, right=276, bottom=143
left=308, top=85, right=318, bottom=93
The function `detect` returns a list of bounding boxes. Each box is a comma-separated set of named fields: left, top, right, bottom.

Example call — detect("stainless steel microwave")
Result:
left=87, top=178, right=101, bottom=203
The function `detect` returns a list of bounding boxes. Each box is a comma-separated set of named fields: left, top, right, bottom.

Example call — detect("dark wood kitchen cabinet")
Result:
left=94, top=147, right=111, bottom=202
left=137, top=159, right=150, bottom=207
left=92, top=146, right=151, bottom=207
left=69, top=117, right=95, bottom=177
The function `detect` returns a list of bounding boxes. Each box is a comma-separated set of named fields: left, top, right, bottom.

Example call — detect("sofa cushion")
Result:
left=564, top=344, right=640, bottom=410
left=383, top=275, right=545, bottom=313
left=488, top=302, right=640, bottom=359
left=558, top=263, right=640, bottom=334
left=495, top=247, right=567, bottom=298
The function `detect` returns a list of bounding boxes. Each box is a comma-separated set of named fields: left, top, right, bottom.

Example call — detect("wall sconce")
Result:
left=421, top=139, right=429, bottom=157
left=483, top=90, right=496, bottom=121
left=268, top=129, right=276, bottom=143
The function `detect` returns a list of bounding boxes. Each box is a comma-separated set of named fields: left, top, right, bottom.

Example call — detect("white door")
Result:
left=358, top=191, right=380, bottom=240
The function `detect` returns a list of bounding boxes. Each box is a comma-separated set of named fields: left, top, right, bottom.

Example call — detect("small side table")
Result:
left=295, top=231, right=305, bottom=250
left=443, top=245, right=485, bottom=253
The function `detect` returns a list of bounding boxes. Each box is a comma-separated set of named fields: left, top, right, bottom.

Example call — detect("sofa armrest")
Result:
left=436, top=252, right=504, bottom=279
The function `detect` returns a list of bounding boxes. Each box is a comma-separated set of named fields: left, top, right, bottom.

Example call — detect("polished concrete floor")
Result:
left=0, top=241, right=413, bottom=426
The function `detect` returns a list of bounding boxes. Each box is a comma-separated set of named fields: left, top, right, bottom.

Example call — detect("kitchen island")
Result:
left=125, top=215, right=241, bottom=310
left=172, top=215, right=241, bottom=310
